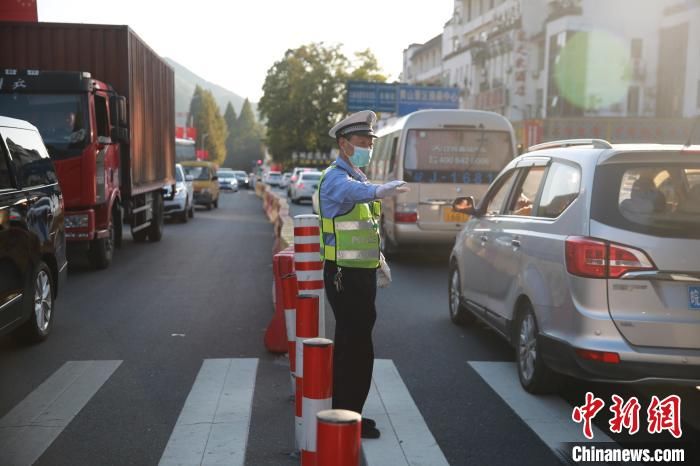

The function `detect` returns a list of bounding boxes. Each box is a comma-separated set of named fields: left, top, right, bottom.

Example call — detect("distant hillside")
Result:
left=165, top=57, right=256, bottom=124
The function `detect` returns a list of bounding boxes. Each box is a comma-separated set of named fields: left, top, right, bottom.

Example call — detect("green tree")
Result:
left=260, top=43, right=387, bottom=163
left=348, top=49, right=388, bottom=82
left=189, top=87, right=227, bottom=165
left=223, top=102, right=237, bottom=166
left=224, top=98, right=265, bottom=170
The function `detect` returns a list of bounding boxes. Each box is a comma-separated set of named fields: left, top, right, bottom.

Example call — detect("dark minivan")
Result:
left=0, top=116, right=67, bottom=342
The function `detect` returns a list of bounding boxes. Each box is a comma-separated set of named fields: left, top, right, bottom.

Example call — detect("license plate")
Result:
left=689, top=286, right=700, bottom=310
left=443, top=207, right=470, bottom=223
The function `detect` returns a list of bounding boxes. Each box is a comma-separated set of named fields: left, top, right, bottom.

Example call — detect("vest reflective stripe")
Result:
left=336, top=250, right=379, bottom=260
left=335, top=221, right=376, bottom=231
left=318, top=165, right=381, bottom=269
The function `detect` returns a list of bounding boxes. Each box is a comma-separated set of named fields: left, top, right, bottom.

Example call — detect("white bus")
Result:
left=367, top=109, right=516, bottom=254
left=175, top=138, right=196, bottom=163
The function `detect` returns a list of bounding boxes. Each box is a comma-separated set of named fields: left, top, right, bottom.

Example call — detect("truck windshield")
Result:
left=0, top=93, right=90, bottom=160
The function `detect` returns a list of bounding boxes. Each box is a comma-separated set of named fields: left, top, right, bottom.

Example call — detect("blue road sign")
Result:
left=346, top=81, right=460, bottom=115
left=396, top=84, right=460, bottom=115
left=346, top=81, right=397, bottom=112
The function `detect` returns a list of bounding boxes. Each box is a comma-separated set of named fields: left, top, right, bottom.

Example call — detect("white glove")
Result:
left=376, top=180, right=409, bottom=199
left=377, top=253, right=392, bottom=288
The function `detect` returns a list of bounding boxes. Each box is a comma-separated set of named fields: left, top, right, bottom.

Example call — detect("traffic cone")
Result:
left=317, top=409, right=362, bottom=466
left=295, top=294, right=319, bottom=452
left=301, top=338, right=333, bottom=466
left=282, top=272, right=298, bottom=395
left=294, top=215, right=325, bottom=337
left=264, top=249, right=294, bottom=353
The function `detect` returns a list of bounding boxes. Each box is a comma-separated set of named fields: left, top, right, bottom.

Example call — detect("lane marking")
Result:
left=363, top=359, right=449, bottom=466
left=159, top=358, right=258, bottom=466
left=468, top=361, right=615, bottom=462
left=0, top=360, right=122, bottom=466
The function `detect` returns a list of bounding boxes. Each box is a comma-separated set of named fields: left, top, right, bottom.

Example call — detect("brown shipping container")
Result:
left=0, top=21, right=175, bottom=194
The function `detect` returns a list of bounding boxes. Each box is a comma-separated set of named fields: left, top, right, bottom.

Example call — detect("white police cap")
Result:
left=329, top=110, right=378, bottom=139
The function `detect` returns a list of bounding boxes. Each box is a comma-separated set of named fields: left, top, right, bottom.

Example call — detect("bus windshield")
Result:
left=403, top=129, right=513, bottom=184
left=0, top=93, right=90, bottom=160
left=175, top=139, right=196, bottom=162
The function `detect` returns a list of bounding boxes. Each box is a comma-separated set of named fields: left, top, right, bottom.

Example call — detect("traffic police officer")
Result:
left=318, top=110, right=408, bottom=439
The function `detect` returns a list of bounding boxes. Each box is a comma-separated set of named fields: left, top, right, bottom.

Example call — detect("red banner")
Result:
left=0, top=0, right=38, bottom=21
left=196, top=149, right=208, bottom=160
left=175, top=126, right=197, bottom=140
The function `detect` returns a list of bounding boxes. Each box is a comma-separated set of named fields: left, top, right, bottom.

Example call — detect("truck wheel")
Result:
left=188, top=201, right=194, bottom=218
left=206, top=202, right=212, bottom=211
left=16, top=261, right=54, bottom=343
left=148, top=194, right=164, bottom=242
left=89, top=217, right=114, bottom=269
left=132, top=229, right=148, bottom=242
left=213, top=197, right=219, bottom=209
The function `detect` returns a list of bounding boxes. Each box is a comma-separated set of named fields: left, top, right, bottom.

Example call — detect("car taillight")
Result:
left=575, top=349, right=620, bottom=364
left=395, top=212, right=417, bottom=223
left=565, top=236, right=656, bottom=279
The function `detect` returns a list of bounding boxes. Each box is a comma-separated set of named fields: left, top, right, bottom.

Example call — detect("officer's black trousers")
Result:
left=323, top=260, right=377, bottom=415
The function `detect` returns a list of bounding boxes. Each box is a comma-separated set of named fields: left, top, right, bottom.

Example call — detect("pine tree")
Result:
left=231, top=98, right=264, bottom=170
left=189, top=88, right=228, bottom=165
left=223, top=102, right=237, bottom=167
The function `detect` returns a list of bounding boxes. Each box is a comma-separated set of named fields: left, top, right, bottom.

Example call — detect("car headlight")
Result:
left=175, top=186, right=187, bottom=197
left=65, top=214, right=89, bottom=229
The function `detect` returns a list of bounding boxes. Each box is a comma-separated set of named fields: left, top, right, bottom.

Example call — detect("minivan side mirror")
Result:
left=452, top=196, right=479, bottom=216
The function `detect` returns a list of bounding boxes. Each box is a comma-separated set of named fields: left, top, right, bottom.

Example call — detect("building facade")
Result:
left=402, top=0, right=700, bottom=145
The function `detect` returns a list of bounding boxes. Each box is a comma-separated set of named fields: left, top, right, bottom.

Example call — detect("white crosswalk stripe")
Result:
left=158, top=358, right=258, bottom=466
left=0, top=360, right=122, bottom=466
left=0, top=357, right=451, bottom=466
left=363, top=359, right=450, bottom=466
left=469, top=361, right=617, bottom=463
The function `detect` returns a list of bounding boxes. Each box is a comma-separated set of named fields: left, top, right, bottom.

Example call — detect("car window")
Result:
left=3, top=127, right=57, bottom=188
left=301, top=173, right=321, bottom=181
left=484, top=169, right=517, bottom=216
left=537, top=162, right=581, bottom=218
left=592, top=161, right=700, bottom=239
left=505, top=166, right=546, bottom=216
left=175, top=166, right=184, bottom=182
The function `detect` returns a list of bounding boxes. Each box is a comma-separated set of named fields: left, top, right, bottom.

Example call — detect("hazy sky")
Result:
left=37, top=0, right=452, bottom=103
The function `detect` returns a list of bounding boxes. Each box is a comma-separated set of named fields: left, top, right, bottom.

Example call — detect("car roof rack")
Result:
left=527, top=138, right=613, bottom=152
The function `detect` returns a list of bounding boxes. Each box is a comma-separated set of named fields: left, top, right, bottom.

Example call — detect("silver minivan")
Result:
left=449, top=139, right=700, bottom=393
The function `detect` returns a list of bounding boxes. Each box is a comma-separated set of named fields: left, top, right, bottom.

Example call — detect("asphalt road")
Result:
left=1, top=187, right=697, bottom=466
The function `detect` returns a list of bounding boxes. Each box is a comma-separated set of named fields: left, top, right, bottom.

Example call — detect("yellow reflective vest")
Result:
left=318, top=166, right=381, bottom=269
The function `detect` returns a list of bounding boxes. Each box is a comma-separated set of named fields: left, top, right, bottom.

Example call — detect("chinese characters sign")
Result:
left=572, top=392, right=683, bottom=440
left=346, top=80, right=459, bottom=115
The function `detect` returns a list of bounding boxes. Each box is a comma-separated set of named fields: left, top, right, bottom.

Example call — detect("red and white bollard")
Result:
left=295, top=294, right=320, bottom=452
left=281, top=273, right=298, bottom=396
left=301, top=338, right=333, bottom=466
left=293, top=214, right=325, bottom=337
left=317, top=409, right=362, bottom=466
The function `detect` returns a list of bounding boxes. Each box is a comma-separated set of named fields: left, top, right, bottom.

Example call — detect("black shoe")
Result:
left=361, top=424, right=381, bottom=439
left=362, top=417, right=376, bottom=428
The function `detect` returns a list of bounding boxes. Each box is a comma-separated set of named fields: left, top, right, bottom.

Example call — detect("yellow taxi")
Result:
left=181, top=161, right=220, bottom=210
